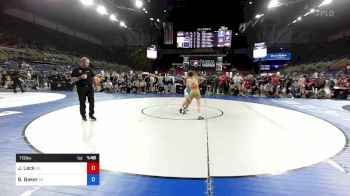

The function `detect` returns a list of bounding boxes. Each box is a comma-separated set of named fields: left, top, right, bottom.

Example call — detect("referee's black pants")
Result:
left=77, top=86, right=94, bottom=117
left=13, top=79, right=24, bottom=93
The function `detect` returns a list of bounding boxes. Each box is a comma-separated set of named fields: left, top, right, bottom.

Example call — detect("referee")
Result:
left=71, top=57, right=97, bottom=121
left=12, top=69, right=25, bottom=93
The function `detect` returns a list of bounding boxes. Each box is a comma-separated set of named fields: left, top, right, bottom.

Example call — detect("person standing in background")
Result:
left=12, top=68, right=25, bottom=93
left=345, top=61, right=350, bottom=77
left=71, top=57, right=97, bottom=121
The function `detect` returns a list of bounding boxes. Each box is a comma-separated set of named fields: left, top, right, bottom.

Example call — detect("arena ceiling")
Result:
left=166, top=0, right=244, bottom=31
left=242, top=0, right=350, bottom=36
left=1, top=0, right=349, bottom=47
left=0, top=0, right=167, bottom=42
left=163, top=0, right=350, bottom=47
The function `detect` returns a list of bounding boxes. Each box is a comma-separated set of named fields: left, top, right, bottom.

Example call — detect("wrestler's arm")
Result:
left=197, top=76, right=205, bottom=84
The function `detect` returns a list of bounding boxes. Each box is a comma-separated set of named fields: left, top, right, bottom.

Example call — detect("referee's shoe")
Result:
left=89, top=115, right=97, bottom=121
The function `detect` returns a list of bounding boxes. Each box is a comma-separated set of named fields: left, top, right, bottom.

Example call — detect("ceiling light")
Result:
left=319, top=0, right=333, bottom=7
left=255, top=14, right=262, bottom=19
left=97, top=5, right=108, bottom=15
left=268, top=0, right=281, bottom=9
left=109, top=14, right=118, bottom=22
left=80, top=0, right=93, bottom=6
left=135, top=0, right=143, bottom=8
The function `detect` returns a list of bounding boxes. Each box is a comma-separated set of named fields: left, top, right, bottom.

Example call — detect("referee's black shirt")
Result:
left=71, top=67, right=95, bottom=87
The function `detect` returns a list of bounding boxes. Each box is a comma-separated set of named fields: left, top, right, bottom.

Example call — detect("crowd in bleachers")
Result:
left=94, top=70, right=350, bottom=99
left=0, top=53, right=74, bottom=90
left=1, top=57, right=350, bottom=99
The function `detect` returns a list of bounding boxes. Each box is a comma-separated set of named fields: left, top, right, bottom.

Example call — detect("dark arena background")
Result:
left=1, top=0, right=350, bottom=195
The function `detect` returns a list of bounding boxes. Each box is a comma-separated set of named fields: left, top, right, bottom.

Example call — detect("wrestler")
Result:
left=180, top=71, right=205, bottom=120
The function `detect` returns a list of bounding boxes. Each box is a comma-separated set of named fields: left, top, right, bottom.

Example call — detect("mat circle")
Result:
left=141, top=104, right=224, bottom=120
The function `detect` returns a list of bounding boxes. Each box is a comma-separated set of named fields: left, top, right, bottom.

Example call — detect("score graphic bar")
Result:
left=16, top=154, right=100, bottom=186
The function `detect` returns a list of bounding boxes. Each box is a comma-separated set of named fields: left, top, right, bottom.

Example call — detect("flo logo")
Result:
left=315, top=9, right=335, bottom=17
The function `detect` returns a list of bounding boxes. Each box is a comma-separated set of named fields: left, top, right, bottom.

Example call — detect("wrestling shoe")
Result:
left=180, top=108, right=186, bottom=114
left=198, top=116, right=204, bottom=120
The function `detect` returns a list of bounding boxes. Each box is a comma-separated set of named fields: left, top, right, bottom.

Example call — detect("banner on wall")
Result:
left=254, top=53, right=291, bottom=62
left=183, top=57, right=189, bottom=69
left=163, top=22, right=174, bottom=45
left=216, top=57, right=223, bottom=71
left=189, top=59, right=216, bottom=68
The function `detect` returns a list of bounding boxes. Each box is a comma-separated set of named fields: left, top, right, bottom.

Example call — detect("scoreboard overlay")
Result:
left=16, top=154, right=99, bottom=186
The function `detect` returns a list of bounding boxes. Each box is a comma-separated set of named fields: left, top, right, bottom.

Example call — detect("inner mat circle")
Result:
left=141, top=104, right=223, bottom=120
left=24, top=98, right=347, bottom=178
